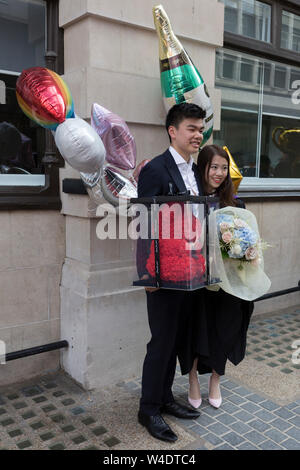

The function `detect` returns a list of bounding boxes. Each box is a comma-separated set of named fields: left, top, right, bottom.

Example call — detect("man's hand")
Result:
left=141, top=274, right=160, bottom=293
left=145, top=287, right=160, bottom=293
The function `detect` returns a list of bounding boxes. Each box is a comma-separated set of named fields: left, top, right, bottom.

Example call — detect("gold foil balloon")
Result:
left=272, top=127, right=300, bottom=154
left=153, top=4, right=214, bottom=145
left=223, top=146, right=243, bottom=193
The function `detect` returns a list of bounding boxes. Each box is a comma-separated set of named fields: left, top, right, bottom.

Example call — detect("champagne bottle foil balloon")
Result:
left=16, top=67, right=74, bottom=130
left=91, top=103, right=137, bottom=171
left=223, top=146, right=243, bottom=194
left=101, top=166, right=137, bottom=207
left=153, top=5, right=213, bottom=145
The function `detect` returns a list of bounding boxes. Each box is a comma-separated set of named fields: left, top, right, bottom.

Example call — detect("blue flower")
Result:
left=233, top=227, right=257, bottom=253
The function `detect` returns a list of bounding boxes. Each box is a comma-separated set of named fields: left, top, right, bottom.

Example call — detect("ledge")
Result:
left=0, top=196, right=62, bottom=211
left=62, top=178, right=300, bottom=203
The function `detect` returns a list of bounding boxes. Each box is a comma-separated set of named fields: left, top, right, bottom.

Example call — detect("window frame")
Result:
left=0, top=0, right=64, bottom=210
left=219, top=0, right=300, bottom=197
left=223, top=0, right=300, bottom=67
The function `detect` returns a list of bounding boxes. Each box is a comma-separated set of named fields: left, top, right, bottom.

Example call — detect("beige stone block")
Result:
left=59, top=0, right=88, bottom=28
left=61, top=257, right=136, bottom=297
left=86, top=289, right=149, bottom=388
left=0, top=319, right=60, bottom=353
left=129, top=123, right=169, bottom=162
left=66, top=217, right=129, bottom=265
left=64, top=18, right=91, bottom=71
left=66, top=216, right=91, bottom=263
left=85, top=17, right=217, bottom=85
left=0, top=265, right=60, bottom=329
left=60, top=286, right=89, bottom=386
left=62, top=68, right=87, bottom=118
left=48, top=265, right=63, bottom=319
left=60, top=273, right=149, bottom=389
left=70, top=66, right=219, bottom=127
left=210, top=88, right=221, bottom=131
left=86, top=66, right=165, bottom=124
left=259, top=201, right=298, bottom=241
left=246, top=202, right=263, bottom=227
left=0, top=212, right=11, bottom=270
left=91, top=219, right=124, bottom=265
left=282, top=237, right=300, bottom=275
left=0, top=263, right=62, bottom=330
left=89, top=17, right=157, bottom=78
left=0, top=351, right=60, bottom=387
left=60, top=0, right=224, bottom=47
left=10, top=211, right=65, bottom=268
left=60, top=192, right=95, bottom=218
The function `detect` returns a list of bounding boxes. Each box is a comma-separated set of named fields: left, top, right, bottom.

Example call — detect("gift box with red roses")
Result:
left=130, top=195, right=220, bottom=290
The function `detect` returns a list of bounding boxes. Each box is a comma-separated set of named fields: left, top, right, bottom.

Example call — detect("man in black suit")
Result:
left=137, top=103, right=206, bottom=442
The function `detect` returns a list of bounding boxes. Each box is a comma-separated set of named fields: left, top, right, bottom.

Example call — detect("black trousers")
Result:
left=139, top=288, right=195, bottom=416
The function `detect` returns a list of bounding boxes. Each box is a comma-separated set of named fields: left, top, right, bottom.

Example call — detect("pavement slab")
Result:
left=0, top=305, right=299, bottom=450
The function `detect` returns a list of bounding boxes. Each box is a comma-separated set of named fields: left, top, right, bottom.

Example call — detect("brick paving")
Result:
left=0, top=306, right=299, bottom=450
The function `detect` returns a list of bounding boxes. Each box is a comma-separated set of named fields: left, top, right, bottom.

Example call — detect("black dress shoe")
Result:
left=138, top=411, right=178, bottom=442
left=162, top=401, right=201, bottom=419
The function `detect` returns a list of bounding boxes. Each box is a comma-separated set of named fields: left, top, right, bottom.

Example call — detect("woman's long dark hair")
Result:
left=197, top=144, right=236, bottom=207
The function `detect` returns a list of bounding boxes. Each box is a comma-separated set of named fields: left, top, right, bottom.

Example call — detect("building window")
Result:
left=219, top=0, right=300, bottom=193
left=0, top=0, right=46, bottom=188
left=281, top=10, right=300, bottom=53
left=0, top=0, right=62, bottom=208
left=222, top=0, right=271, bottom=43
left=0, top=0, right=46, bottom=73
left=215, top=49, right=300, bottom=179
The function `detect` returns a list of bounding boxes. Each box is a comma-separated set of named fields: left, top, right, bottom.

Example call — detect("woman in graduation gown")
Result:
left=178, top=145, right=254, bottom=409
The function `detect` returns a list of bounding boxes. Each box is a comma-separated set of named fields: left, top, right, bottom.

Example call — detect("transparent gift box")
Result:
left=129, top=195, right=220, bottom=290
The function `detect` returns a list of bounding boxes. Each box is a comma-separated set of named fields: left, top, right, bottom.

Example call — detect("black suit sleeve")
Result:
left=138, top=162, right=163, bottom=198
left=136, top=162, right=162, bottom=278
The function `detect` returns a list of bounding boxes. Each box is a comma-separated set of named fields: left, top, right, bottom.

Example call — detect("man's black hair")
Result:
left=165, top=102, right=206, bottom=142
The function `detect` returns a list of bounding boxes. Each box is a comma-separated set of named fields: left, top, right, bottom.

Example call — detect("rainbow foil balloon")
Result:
left=16, top=67, right=74, bottom=130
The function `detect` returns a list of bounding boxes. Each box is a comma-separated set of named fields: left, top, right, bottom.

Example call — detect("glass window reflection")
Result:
left=215, top=49, right=300, bottom=179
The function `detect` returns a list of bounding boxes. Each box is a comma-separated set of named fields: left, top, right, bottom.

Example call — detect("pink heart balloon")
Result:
left=91, top=103, right=136, bottom=171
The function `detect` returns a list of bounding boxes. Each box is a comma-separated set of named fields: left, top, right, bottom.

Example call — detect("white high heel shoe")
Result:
left=188, top=396, right=202, bottom=409
left=188, top=377, right=202, bottom=409
left=208, top=376, right=222, bottom=409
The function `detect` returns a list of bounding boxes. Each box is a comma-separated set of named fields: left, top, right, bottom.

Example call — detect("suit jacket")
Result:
left=138, top=149, right=203, bottom=198
left=136, top=149, right=203, bottom=277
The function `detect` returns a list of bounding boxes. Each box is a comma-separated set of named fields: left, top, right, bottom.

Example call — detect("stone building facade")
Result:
left=0, top=0, right=299, bottom=389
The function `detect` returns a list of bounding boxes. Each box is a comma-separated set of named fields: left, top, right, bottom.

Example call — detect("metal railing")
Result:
left=254, top=281, right=300, bottom=302
left=2, top=281, right=299, bottom=362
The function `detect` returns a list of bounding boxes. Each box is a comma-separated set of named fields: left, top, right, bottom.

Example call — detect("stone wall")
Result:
left=0, top=211, right=65, bottom=386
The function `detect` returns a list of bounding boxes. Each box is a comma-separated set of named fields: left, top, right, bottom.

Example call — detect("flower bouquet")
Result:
left=209, top=207, right=271, bottom=300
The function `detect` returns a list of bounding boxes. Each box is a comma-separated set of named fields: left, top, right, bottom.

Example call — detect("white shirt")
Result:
left=169, top=146, right=199, bottom=196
